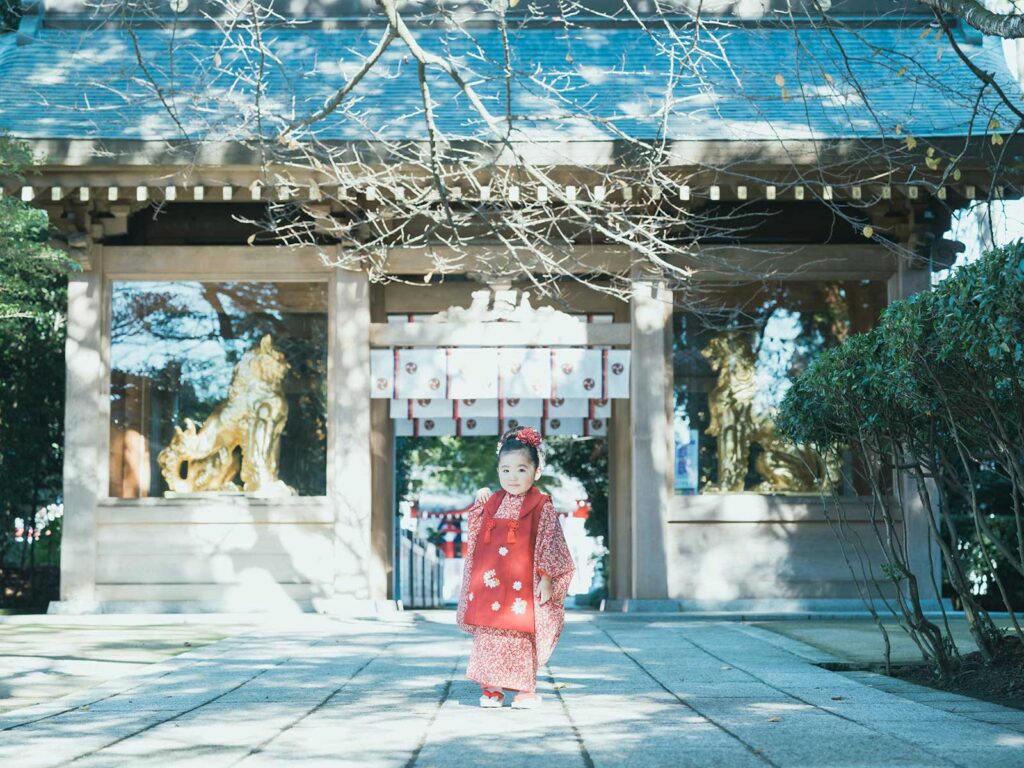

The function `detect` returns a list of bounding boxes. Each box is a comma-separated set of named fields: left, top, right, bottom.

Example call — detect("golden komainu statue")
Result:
left=158, top=335, right=296, bottom=497
left=701, top=332, right=841, bottom=494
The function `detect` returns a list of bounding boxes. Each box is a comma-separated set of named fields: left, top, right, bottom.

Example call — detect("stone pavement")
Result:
left=1, top=613, right=1023, bottom=768
left=0, top=620, right=242, bottom=714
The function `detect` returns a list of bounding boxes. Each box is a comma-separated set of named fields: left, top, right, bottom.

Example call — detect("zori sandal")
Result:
left=479, top=688, right=505, bottom=708
left=511, top=692, right=542, bottom=710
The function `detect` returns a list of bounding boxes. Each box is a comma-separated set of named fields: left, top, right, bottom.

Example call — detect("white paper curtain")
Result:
left=371, top=346, right=629, bottom=437
left=392, top=417, right=609, bottom=438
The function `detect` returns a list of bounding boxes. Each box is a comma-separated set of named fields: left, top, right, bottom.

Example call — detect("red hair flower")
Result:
left=515, top=427, right=542, bottom=447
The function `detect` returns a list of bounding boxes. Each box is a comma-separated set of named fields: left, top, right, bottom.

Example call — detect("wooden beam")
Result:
left=382, top=281, right=624, bottom=314
left=104, top=245, right=337, bottom=278
left=676, top=244, right=897, bottom=281
left=378, top=244, right=633, bottom=275
left=380, top=243, right=897, bottom=280
left=369, top=321, right=630, bottom=347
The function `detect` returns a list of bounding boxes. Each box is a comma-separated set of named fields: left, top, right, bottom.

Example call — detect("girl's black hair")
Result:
left=497, top=428, right=540, bottom=468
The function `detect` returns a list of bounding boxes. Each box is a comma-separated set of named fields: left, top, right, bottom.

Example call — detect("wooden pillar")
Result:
left=368, top=282, right=395, bottom=600
left=886, top=259, right=931, bottom=303
left=329, top=269, right=375, bottom=602
left=607, top=398, right=632, bottom=601
left=58, top=256, right=105, bottom=609
left=629, top=268, right=675, bottom=601
left=888, top=258, right=943, bottom=607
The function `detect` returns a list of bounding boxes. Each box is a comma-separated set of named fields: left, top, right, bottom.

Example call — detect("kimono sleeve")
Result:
left=535, top=499, right=575, bottom=603
left=455, top=499, right=486, bottom=632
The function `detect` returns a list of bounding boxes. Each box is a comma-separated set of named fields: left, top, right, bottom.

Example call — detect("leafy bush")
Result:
left=777, top=242, right=1024, bottom=678
left=0, top=136, right=75, bottom=609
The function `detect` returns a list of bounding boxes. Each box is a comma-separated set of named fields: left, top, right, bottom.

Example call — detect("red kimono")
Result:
left=457, top=486, right=575, bottom=692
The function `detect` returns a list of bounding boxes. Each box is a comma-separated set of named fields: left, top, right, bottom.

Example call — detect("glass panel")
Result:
left=109, top=281, right=328, bottom=498
left=672, top=281, right=885, bottom=495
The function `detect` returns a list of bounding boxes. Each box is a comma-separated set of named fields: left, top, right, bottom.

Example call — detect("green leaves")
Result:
left=0, top=136, right=72, bottom=577
left=777, top=242, right=1024, bottom=468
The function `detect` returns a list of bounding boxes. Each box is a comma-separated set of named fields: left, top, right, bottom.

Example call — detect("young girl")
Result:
left=456, top=426, right=575, bottom=710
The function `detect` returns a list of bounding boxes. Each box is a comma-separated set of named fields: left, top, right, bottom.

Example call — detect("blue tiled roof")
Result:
left=0, top=23, right=1019, bottom=144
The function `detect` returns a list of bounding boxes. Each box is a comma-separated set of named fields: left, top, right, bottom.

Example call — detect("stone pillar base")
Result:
left=600, top=598, right=682, bottom=612
left=47, top=600, right=104, bottom=615
left=311, top=596, right=402, bottom=616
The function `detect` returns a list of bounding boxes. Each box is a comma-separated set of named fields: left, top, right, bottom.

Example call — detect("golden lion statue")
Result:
left=702, top=332, right=841, bottom=494
left=158, top=335, right=296, bottom=497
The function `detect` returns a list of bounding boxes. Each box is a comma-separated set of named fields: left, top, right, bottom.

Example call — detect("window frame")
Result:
left=100, top=246, right=336, bottom=504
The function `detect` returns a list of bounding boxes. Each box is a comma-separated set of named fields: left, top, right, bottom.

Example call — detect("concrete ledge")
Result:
left=43, top=600, right=104, bottom=616
left=598, top=597, right=954, bottom=614
left=677, top=598, right=953, bottom=613
left=47, top=597, right=404, bottom=616
left=311, top=597, right=402, bottom=616
left=618, top=599, right=682, bottom=612
left=48, top=599, right=311, bottom=615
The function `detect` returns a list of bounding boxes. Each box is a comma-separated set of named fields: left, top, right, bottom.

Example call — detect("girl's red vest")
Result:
left=463, top=486, right=547, bottom=634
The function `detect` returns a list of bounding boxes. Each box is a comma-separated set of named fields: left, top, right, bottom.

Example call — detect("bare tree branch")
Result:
left=917, top=0, right=1024, bottom=39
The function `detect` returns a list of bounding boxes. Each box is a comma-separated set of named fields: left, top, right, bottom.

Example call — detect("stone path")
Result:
left=0, top=621, right=239, bottom=714
left=2, top=614, right=1023, bottom=767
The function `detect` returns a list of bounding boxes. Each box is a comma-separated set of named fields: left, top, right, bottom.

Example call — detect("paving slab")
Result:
left=1, top=614, right=1023, bottom=766
left=750, top=617, right=1016, bottom=665
left=0, top=621, right=249, bottom=714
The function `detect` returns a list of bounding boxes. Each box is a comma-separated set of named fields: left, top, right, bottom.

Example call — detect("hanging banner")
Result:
left=544, top=417, right=584, bottom=436
left=395, top=417, right=608, bottom=437
left=453, top=398, right=499, bottom=418
left=394, top=349, right=448, bottom=399
left=448, top=347, right=499, bottom=399
left=389, top=397, right=609, bottom=420
left=412, top=399, right=455, bottom=418
left=372, top=347, right=631, bottom=403
left=416, top=417, right=457, bottom=437
left=606, top=350, right=630, bottom=399
left=499, top=398, right=545, bottom=419
left=499, top=348, right=552, bottom=399
left=370, top=349, right=395, bottom=399
left=500, top=417, right=542, bottom=434
left=545, top=398, right=590, bottom=418
left=456, top=417, right=499, bottom=436
left=551, top=348, right=603, bottom=399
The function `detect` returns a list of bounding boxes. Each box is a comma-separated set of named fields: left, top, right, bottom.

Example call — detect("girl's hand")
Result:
left=475, top=487, right=493, bottom=503
left=537, top=575, right=553, bottom=605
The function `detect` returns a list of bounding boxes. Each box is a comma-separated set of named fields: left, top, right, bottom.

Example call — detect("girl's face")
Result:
left=498, top=449, right=541, bottom=496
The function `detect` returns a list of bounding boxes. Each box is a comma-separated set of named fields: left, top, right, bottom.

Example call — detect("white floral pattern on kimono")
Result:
left=457, top=490, right=575, bottom=693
